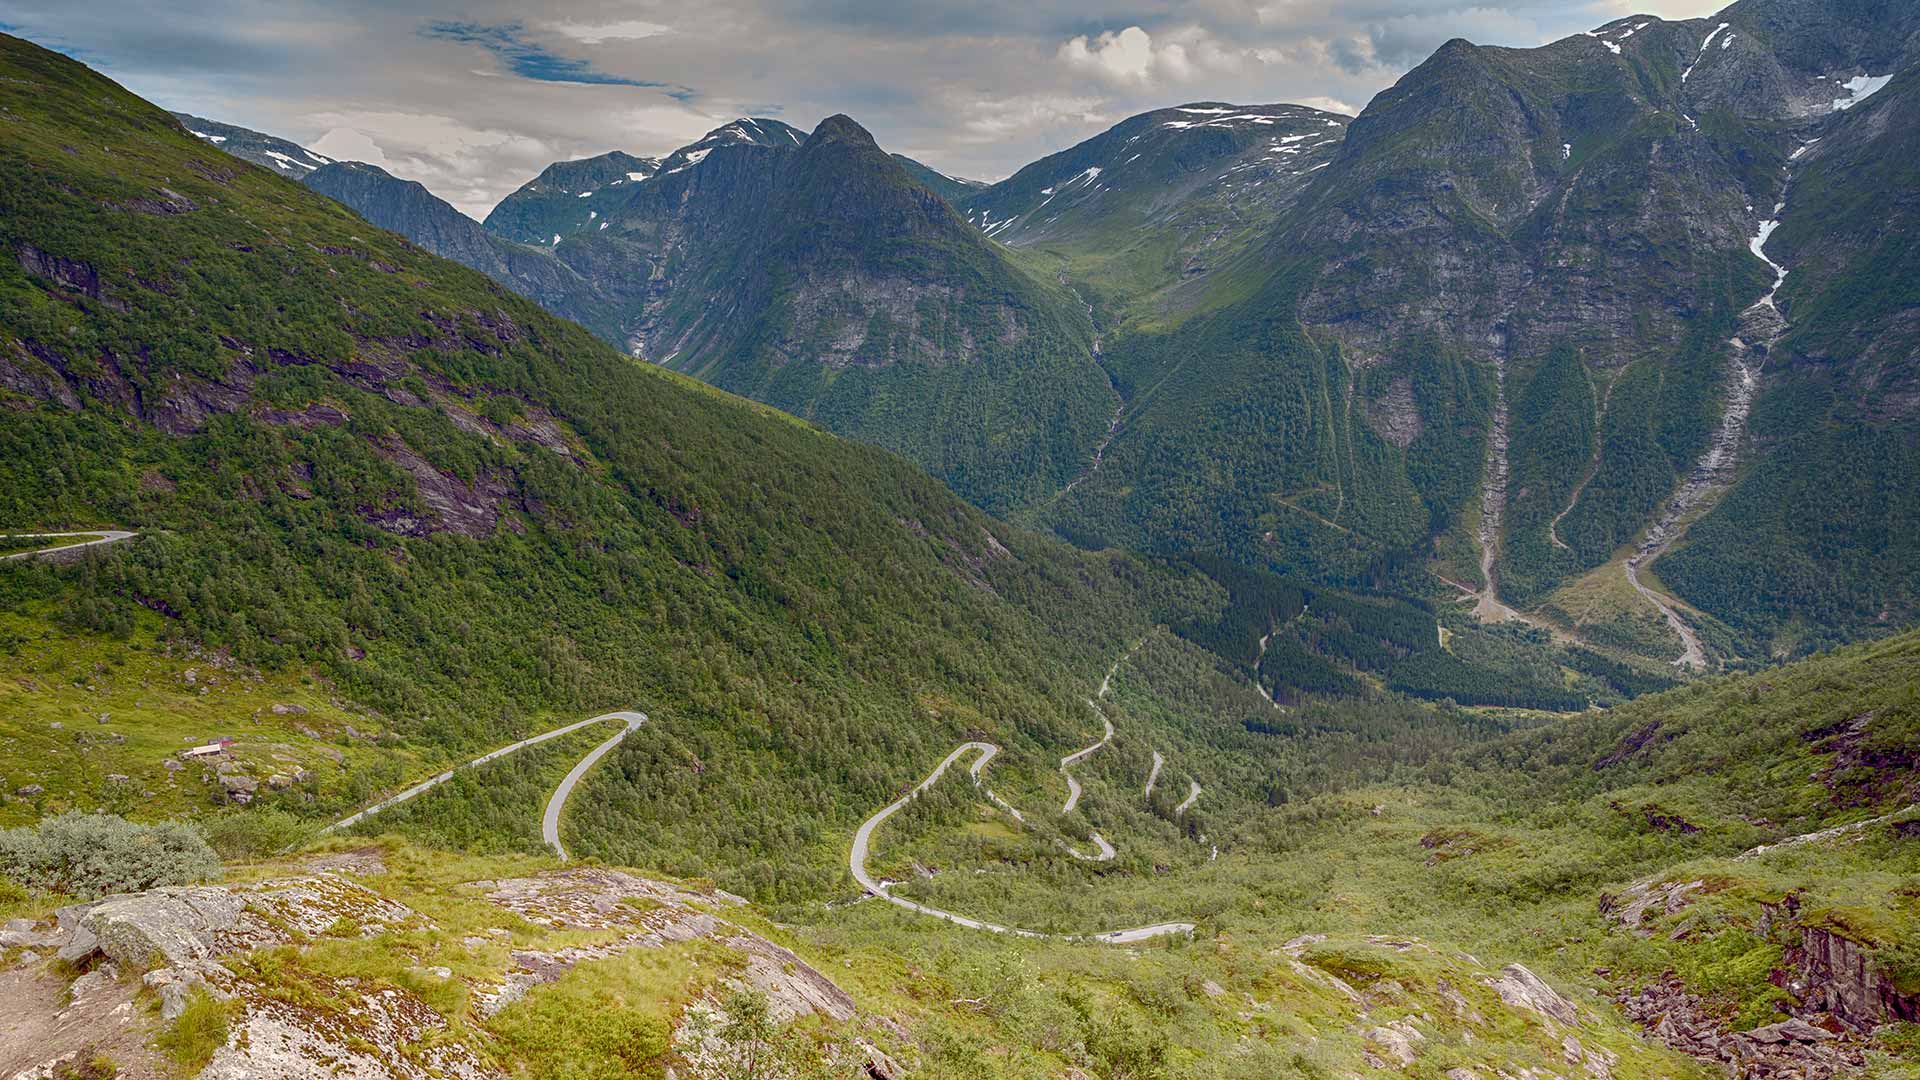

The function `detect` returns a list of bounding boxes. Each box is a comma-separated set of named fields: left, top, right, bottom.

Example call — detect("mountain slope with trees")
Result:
left=0, top=31, right=1201, bottom=898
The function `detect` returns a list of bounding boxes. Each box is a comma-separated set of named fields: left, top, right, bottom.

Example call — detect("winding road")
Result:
left=847, top=646, right=1200, bottom=943
left=1, top=530, right=137, bottom=562
left=1059, top=705, right=1113, bottom=814
left=847, top=741, right=1195, bottom=943
left=1173, top=780, right=1203, bottom=816
left=327, top=710, right=647, bottom=861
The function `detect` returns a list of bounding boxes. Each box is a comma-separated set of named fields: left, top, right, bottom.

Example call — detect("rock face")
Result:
left=1619, top=973, right=1870, bottom=1079
left=475, top=868, right=856, bottom=1024
left=1780, top=925, right=1920, bottom=1029
left=201, top=977, right=505, bottom=1080
left=14, top=864, right=877, bottom=1080
left=58, top=886, right=248, bottom=967
left=1485, top=963, right=1582, bottom=1028
left=56, top=874, right=420, bottom=968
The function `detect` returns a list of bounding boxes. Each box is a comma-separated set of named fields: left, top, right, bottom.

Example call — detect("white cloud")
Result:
left=949, top=92, right=1111, bottom=143
left=1058, top=26, right=1189, bottom=84
left=544, top=19, right=673, bottom=45
left=1597, top=0, right=1721, bottom=18
left=1298, top=95, right=1358, bottom=116
left=309, top=126, right=391, bottom=169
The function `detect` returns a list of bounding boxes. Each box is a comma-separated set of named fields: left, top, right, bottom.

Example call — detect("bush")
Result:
left=0, top=812, right=220, bottom=898
left=198, top=809, right=315, bottom=863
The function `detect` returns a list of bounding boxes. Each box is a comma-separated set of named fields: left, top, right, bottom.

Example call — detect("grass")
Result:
left=153, top=990, right=229, bottom=1075
left=0, top=605, right=410, bottom=827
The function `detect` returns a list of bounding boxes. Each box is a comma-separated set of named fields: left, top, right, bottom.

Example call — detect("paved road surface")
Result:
left=849, top=740, right=1194, bottom=943
left=542, top=713, right=648, bottom=859
left=326, top=711, right=646, bottom=843
left=1174, top=780, right=1203, bottom=815
left=1059, top=703, right=1113, bottom=813
left=1, top=530, right=136, bottom=562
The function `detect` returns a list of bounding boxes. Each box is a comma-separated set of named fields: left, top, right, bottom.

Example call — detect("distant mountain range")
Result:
left=181, top=0, right=1920, bottom=670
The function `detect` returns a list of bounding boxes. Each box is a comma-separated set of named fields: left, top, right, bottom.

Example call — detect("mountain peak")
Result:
left=808, top=113, right=879, bottom=149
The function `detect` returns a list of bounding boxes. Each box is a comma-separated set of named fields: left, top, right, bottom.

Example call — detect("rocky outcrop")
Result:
left=474, top=869, right=855, bottom=1024
left=1777, top=923, right=1920, bottom=1029
left=202, top=974, right=503, bottom=1080
left=1485, top=963, right=1582, bottom=1029
left=1619, top=973, right=1869, bottom=1079
left=1598, top=878, right=1706, bottom=933
left=55, top=874, right=421, bottom=968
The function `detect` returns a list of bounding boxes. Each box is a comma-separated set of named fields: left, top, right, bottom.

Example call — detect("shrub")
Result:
left=0, top=812, right=219, bottom=899
left=198, top=809, right=314, bottom=863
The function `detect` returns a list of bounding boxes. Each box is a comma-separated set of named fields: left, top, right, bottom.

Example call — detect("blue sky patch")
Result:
left=423, top=20, right=694, bottom=98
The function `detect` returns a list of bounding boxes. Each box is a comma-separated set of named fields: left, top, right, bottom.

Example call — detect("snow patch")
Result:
left=188, top=131, right=227, bottom=144
left=1748, top=211, right=1787, bottom=305
left=626, top=171, right=647, bottom=181
left=1583, top=32, right=1622, bottom=55
left=1831, top=73, right=1893, bottom=110
left=263, top=150, right=313, bottom=172
left=1561, top=143, right=1572, bottom=159
left=577, top=191, right=593, bottom=198
left=1682, top=23, right=1729, bottom=82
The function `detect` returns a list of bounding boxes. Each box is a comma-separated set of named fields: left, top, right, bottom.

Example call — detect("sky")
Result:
left=2, top=0, right=1724, bottom=219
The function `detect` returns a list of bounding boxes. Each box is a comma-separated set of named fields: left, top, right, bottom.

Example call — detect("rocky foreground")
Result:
left=0, top=852, right=903, bottom=1080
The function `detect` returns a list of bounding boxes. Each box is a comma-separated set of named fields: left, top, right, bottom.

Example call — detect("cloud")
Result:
left=1057, top=26, right=1189, bottom=84
left=544, top=19, right=672, bottom=45
left=2, top=0, right=1691, bottom=214
left=422, top=21, right=692, bottom=97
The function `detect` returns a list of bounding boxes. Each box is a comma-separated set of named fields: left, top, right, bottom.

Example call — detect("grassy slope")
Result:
left=0, top=33, right=1214, bottom=900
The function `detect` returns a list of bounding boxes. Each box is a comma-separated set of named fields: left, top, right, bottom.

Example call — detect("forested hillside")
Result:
left=0, top=33, right=1202, bottom=899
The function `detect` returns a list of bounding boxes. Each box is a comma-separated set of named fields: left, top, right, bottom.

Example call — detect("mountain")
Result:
left=957, top=102, right=1350, bottom=319
left=173, top=111, right=337, bottom=177
left=298, top=159, right=620, bottom=340
left=480, top=149, right=663, bottom=245
left=890, top=153, right=986, bottom=204
left=174, top=119, right=627, bottom=342
left=0, top=32, right=1194, bottom=900
left=1026, top=0, right=1920, bottom=668
left=473, top=115, right=1114, bottom=514
left=7, top=32, right=1920, bottom=1080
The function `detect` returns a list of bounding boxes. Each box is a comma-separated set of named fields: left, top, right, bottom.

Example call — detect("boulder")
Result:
left=63, top=886, right=248, bottom=967
left=1747, top=1017, right=1836, bottom=1044
left=0, top=917, right=53, bottom=948
left=16, top=784, right=44, bottom=796
left=220, top=774, right=260, bottom=802
left=1487, top=963, right=1581, bottom=1027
